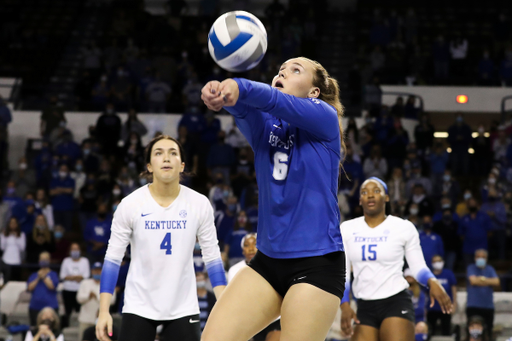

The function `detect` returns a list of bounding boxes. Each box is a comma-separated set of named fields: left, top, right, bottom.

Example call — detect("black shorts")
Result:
left=357, top=290, right=415, bottom=329
left=248, top=250, right=346, bottom=300
left=253, top=319, right=281, bottom=341
left=119, top=313, right=200, bottom=341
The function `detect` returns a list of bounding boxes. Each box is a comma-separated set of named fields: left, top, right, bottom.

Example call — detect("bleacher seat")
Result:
left=431, top=336, right=455, bottom=341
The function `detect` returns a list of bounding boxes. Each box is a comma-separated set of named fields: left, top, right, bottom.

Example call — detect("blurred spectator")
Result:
left=419, top=215, right=444, bottom=269
left=91, top=75, right=111, bottom=111
left=77, top=262, right=114, bottom=339
left=11, top=156, right=36, bottom=198
left=14, top=198, right=37, bottom=234
left=406, top=162, right=432, bottom=196
left=84, top=204, right=111, bottom=263
left=207, top=131, right=236, bottom=185
left=146, top=73, right=171, bottom=113
left=387, top=167, right=406, bottom=215
left=82, top=141, right=100, bottom=174
left=60, top=243, right=90, bottom=328
left=500, top=47, right=512, bottom=86
left=231, top=147, right=255, bottom=199
left=459, top=199, right=492, bottom=266
left=345, top=118, right=362, bottom=156
left=196, top=271, right=216, bottom=332
left=71, top=159, right=86, bottom=199
left=49, top=164, right=75, bottom=231
left=492, top=129, right=510, bottom=164
left=432, top=35, right=450, bottom=81
left=51, top=225, right=71, bottom=264
left=27, top=214, right=55, bottom=263
left=407, top=202, right=420, bottom=226
left=121, top=109, right=148, bottom=141
left=370, top=46, right=385, bottom=72
left=75, top=70, right=95, bottom=110
left=40, top=96, right=65, bottom=138
left=96, top=104, right=122, bottom=156
left=386, top=120, right=409, bottom=170
left=55, top=131, right=81, bottom=166
left=405, top=269, right=427, bottom=323
left=82, top=40, right=102, bottom=71
left=457, top=189, right=473, bottom=217
left=478, top=50, right=495, bottom=85
left=363, top=145, right=388, bottom=179
left=0, top=95, right=12, bottom=175
left=364, top=77, right=382, bottom=118
left=27, top=252, right=59, bottom=326
left=429, top=142, right=449, bottom=188
left=223, top=210, right=253, bottom=267
left=447, top=115, right=472, bottom=175
left=466, top=249, right=500, bottom=340
left=265, top=0, right=286, bottom=36
left=214, top=195, right=238, bottom=248
left=433, top=206, right=460, bottom=270
left=481, top=170, right=502, bottom=203
left=415, top=321, right=429, bottom=341
left=404, top=96, right=420, bottom=119
left=116, top=167, right=136, bottom=196
left=79, top=174, right=100, bottom=231
left=404, top=9, right=418, bottom=44
left=111, top=66, right=133, bottom=111
left=340, top=144, right=364, bottom=211
left=414, top=114, right=435, bottom=155
left=390, top=97, right=405, bottom=118
left=465, top=315, right=489, bottom=341
left=4, top=180, right=23, bottom=210
left=427, top=254, right=457, bottom=336
left=450, top=35, right=469, bottom=83
left=201, top=111, right=222, bottom=147
left=35, top=188, right=54, bottom=230
left=434, top=169, right=460, bottom=204
left=24, top=307, right=64, bottom=341
left=96, top=160, right=115, bottom=197
left=405, top=184, right=434, bottom=218
left=480, top=188, right=507, bottom=260
left=182, top=72, right=202, bottom=107
left=225, top=117, right=249, bottom=150
left=0, top=189, right=9, bottom=228
left=473, top=125, right=492, bottom=176
left=1, top=217, right=25, bottom=280
left=177, top=126, right=198, bottom=175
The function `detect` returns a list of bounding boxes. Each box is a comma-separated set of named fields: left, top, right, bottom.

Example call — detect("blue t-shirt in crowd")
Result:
left=225, top=229, right=250, bottom=258
left=225, top=78, right=343, bottom=258
left=467, top=264, right=498, bottom=309
left=410, top=289, right=427, bottom=323
left=419, top=231, right=444, bottom=269
left=458, top=212, right=492, bottom=255
left=428, top=269, right=457, bottom=312
left=50, top=176, right=75, bottom=211
left=84, top=217, right=112, bottom=255
left=27, top=271, right=59, bottom=310
left=55, top=141, right=82, bottom=164
left=429, top=152, right=449, bottom=175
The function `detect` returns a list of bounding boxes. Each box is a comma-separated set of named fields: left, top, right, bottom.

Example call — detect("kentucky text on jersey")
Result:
left=354, top=236, right=388, bottom=243
left=144, top=220, right=187, bottom=229
left=268, top=131, right=294, bottom=149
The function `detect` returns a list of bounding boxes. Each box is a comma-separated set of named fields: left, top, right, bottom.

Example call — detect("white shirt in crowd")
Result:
left=0, top=233, right=26, bottom=265
left=341, top=215, right=431, bottom=300
left=24, top=331, right=64, bottom=341
left=104, top=185, right=223, bottom=320
left=60, top=257, right=91, bottom=292
left=71, top=171, right=87, bottom=199
left=35, top=202, right=55, bottom=230
left=77, top=278, right=116, bottom=324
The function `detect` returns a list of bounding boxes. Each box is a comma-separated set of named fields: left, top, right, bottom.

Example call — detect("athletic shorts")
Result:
left=356, top=290, right=415, bottom=329
left=248, top=250, right=346, bottom=300
left=118, top=313, right=200, bottom=341
left=253, top=319, right=281, bottom=341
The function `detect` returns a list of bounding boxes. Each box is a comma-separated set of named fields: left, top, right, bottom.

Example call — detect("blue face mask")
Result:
left=92, top=274, right=101, bottom=281
left=39, top=260, right=50, bottom=268
left=54, top=231, right=63, bottom=239
left=476, top=258, right=487, bottom=268
left=415, top=333, right=428, bottom=341
left=194, top=242, right=201, bottom=251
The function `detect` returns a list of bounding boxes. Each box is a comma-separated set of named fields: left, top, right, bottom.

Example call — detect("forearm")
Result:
left=27, top=278, right=39, bottom=291
left=212, top=285, right=226, bottom=300
left=43, top=277, right=55, bottom=290
left=99, top=293, right=113, bottom=313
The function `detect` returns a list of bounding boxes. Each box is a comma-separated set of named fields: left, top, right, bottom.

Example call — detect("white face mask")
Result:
left=19, top=163, right=27, bottom=170
left=196, top=280, right=206, bottom=289
left=410, top=208, right=419, bottom=215
left=59, top=171, right=67, bottom=178
left=432, top=261, right=444, bottom=270
left=488, top=177, right=496, bottom=184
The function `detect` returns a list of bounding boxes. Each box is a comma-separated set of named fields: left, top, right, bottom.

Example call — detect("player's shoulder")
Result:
left=386, top=215, right=416, bottom=230
left=179, top=185, right=210, bottom=206
left=340, top=216, right=366, bottom=230
left=119, top=185, right=148, bottom=206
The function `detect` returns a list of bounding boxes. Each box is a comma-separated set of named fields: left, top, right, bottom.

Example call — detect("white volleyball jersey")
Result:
left=104, top=184, right=222, bottom=320
left=341, top=215, right=430, bottom=300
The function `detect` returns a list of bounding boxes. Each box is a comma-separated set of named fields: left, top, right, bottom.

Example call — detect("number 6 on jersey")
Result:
left=272, top=151, right=289, bottom=180
left=160, top=233, right=172, bottom=255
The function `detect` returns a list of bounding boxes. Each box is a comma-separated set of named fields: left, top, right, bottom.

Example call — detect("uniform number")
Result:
left=362, top=244, right=377, bottom=261
left=272, top=151, right=289, bottom=181
left=160, top=233, right=172, bottom=255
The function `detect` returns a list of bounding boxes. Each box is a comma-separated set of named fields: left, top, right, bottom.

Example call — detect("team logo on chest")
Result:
left=179, top=210, right=187, bottom=218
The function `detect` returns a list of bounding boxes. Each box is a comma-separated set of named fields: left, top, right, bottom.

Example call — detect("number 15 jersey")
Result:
left=104, top=184, right=221, bottom=320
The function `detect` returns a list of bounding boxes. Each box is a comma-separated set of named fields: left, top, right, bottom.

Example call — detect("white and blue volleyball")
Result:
left=208, top=11, right=267, bottom=72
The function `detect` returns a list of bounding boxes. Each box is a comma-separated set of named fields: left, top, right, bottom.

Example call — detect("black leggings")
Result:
left=62, top=290, right=81, bottom=327
left=119, top=313, right=201, bottom=341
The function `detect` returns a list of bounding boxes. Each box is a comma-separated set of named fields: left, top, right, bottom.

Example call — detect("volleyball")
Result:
left=208, top=11, right=267, bottom=73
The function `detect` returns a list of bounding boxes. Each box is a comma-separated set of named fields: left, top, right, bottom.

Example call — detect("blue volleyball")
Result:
left=208, top=11, right=267, bottom=72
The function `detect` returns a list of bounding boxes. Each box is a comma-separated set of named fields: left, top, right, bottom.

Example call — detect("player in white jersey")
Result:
left=340, top=177, right=452, bottom=341
left=226, top=233, right=281, bottom=341
left=96, top=135, right=226, bottom=341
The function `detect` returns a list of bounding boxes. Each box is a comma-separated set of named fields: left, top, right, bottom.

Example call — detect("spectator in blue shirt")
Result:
left=340, top=144, right=364, bottom=212
left=419, top=215, right=444, bottom=269
left=0, top=95, right=12, bottom=175
left=447, top=115, right=472, bottom=176
left=3, top=180, right=23, bottom=212
left=207, top=130, right=235, bottom=186
left=480, top=188, right=507, bottom=260
left=55, top=131, right=82, bottom=166
left=222, top=210, right=253, bottom=267
left=84, top=203, right=111, bottom=263
left=49, top=164, right=75, bottom=231
left=459, top=199, right=492, bottom=267
left=433, top=169, right=460, bottom=205
left=27, top=251, right=59, bottom=326
left=433, top=205, right=461, bottom=271
left=196, top=271, right=216, bottom=332
left=405, top=269, right=427, bottom=323
left=427, top=255, right=457, bottom=336
left=467, top=249, right=500, bottom=339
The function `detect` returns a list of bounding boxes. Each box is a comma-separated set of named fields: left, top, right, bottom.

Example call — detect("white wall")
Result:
left=8, top=111, right=419, bottom=169
left=381, top=85, right=512, bottom=113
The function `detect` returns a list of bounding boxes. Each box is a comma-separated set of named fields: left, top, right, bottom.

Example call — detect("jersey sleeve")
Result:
left=197, top=196, right=227, bottom=287
left=340, top=223, right=352, bottom=304
left=101, top=199, right=133, bottom=294
left=233, top=78, right=340, bottom=141
left=403, top=222, right=435, bottom=287
left=224, top=101, right=268, bottom=150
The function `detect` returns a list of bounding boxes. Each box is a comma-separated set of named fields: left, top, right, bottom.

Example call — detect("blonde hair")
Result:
left=298, top=57, right=346, bottom=177
left=36, top=307, right=60, bottom=331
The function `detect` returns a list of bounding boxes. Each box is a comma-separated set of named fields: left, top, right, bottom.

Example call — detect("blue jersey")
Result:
left=224, top=78, right=343, bottom=258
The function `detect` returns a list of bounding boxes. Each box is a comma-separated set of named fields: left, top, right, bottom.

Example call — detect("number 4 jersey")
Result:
left=104, top=184, right=222, bottom=320
left=341, top=215, right=432, bottom=300
left=224, top=78, right=343, bottom=259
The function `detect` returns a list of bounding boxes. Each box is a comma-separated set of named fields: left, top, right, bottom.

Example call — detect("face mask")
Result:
left=117, top=70, right=124, bottom=77
left=432, top=261, right=444, bottom=270
left=7, top=187, right=15, bottom=195
left=101, top=76, right=107, bottom=82
left=107, top=108, right=114, bottom=114
left=92, top=274, right=102, bottom=281
left=98, top=212, right=107, bottom=219
left=36, top=225, right=46, bottom=230
left=83, top=149, right=90, bottom=155
left=196, top=280, right=206, bottom=289
left=19, top=163, right=27, bottom=170
left=464, top=193, right=472, bottom=200
left=54, top=231, right=63, bottom=239
left=194, top=242, right=201, bottom=252
left=113, top=189, right=121, bottom=196
left=223, top=190, right=230, bottom=198
left=478, top=127, right=485, bottom=134
left=488, top=177, right=496, bottom=184
left=476, top=258, right=487, bottom=268
left=457, top=116, right=463, bottom=123
left=443, top=174, right=451, bottom=182
left=140, top=178, right=147, bottom=185
left=76, top=164, right=83, bottom=172
left=228, top=204, right=237, bottom=213
left=59, top=121, right=66, bottom=128
left=469, top=329, right=483, bottom=339
left=71, top=250, right=80, bottom=259
left=130, top=139, right=138, bottom=145
left=442, top=203, right=451, bottom=210
left=39, top=260, right=50, bottom=268
left=410, top=208, right=419, bottom=215
left=112, top=204, right=118, bottom=212
left=469, top=206, right=478, bottom=213
left=59, top=171, right=67, bottom=178
left=415, top=333, right=428, bottom=341
left=41, top=319, right=54, bottom=328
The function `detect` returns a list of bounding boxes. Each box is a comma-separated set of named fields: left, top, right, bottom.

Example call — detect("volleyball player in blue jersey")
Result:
left=201, top=57, right=346, bottom=341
